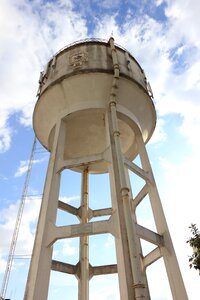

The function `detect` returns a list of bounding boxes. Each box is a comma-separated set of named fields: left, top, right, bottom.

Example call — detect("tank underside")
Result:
left=33, top=72, right=156, bottom=173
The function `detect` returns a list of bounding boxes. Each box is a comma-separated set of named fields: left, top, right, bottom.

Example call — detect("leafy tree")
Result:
left=187, top=224, right=200, bottom=274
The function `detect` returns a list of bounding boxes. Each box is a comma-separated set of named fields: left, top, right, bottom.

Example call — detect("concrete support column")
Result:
left=135, top=130, right=188, bottom=300
left=24, top=119, right=66, bottom=300
left=106, top=103, right=149, bottom=299
left=78, top=168, right=89, bottom=300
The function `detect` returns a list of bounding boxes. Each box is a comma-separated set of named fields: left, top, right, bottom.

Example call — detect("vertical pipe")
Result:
left=78, top=167, right=89, bottom=300
left=107, top=105, right=148, bottom=299
left=124, top=167, right=151, bottom=299
left=107, top=37, right=148, bottom=299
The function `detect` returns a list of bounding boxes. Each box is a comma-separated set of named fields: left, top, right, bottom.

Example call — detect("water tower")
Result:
left=24, top=38, right=188, bottom=300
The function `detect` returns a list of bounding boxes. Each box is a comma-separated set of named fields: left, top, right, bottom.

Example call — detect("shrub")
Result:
left=187, top=224, right=200, bottom=274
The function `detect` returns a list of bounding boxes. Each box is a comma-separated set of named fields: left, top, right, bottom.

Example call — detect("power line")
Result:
left=12, top=255, right=32, bottom=260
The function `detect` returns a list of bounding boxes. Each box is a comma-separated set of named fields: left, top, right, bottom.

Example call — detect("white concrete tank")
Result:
left=33, top=39, right=156, bottom=172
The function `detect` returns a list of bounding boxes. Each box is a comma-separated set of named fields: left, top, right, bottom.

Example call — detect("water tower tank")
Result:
left=33, top=39, right=156, bottom=172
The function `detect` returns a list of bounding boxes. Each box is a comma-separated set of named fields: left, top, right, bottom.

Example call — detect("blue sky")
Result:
left=0, top=0, right=200, bottom=299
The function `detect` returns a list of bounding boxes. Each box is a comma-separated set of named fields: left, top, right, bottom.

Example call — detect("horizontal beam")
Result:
left=58, top=200, right=78, bottom=216
left=135, top=224, right=164, bottom=247
left=51, top=260, right=118, bottom=279
left=92, top=208, right=113, bottom=218
left=51, top=260, right=76, bottom=275
left=58, top=202, right=113, bottom=221
left=57, top=153, right=104, bottom=172
left=124, top=158, right=152, bottom=183
left=91, top=264, right=117, bottom=277
left=143, top=247, right=162, bottom=268
left=131, top=184, right=148, bottom=210
left=46, top=219, right=112, bottom=246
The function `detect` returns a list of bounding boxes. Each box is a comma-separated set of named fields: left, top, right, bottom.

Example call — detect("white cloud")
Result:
left=159, top=154, right=200, bottom=224
left=0, top=0, right=88, bottom=152
left=105, top=9, right=200, bottom=149
left=149, top=118, right=167, bottom=144
left=158, top=153, right=200, bottom=299
left=147, top=259, right=172, bottom=299
left=62, top=240, right=77, bottom=256
left=14, top=158, right=44, bottom=177
left=0, top=174, right=8, bottom=181
left=165, top=0, right=200, bottom=48
left=90, top=275, right=119, bottom=300
left=52, top=239, right=78, bottom=261
left=49, top=271, right=76, bottom=289
left=93, top=15, right=120, bottom=40
left=95, top=0, right=120, bottom=10
left=0, top=126, right=12, bottom=153
left=0, top=196, right=41, bottom=273
left=59, top=196, right=80, bottom=203
left=104, top=234, right=115, bottom=248
left=155, top=0, right=164, bottom=5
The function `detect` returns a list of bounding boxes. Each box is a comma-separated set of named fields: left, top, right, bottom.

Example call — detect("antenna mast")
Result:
left=0, top=137, right=37, bottom=300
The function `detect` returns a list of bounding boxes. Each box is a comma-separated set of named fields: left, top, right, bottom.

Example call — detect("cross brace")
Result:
left=51, top=260, right=117, bottom=279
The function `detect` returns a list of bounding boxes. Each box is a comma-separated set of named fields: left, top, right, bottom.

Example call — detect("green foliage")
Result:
left=187, top=224, right=200, bottom=274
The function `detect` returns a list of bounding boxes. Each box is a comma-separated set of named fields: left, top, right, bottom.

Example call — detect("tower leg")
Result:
left=24, top=119, right=66, bottom=300
left=135, top=129, right=188, bottom=300
left=78, top=168, right=89, bottom=300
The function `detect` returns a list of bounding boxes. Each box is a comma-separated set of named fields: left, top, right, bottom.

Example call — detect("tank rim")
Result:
left=51, top=38, right=144, bottom=73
